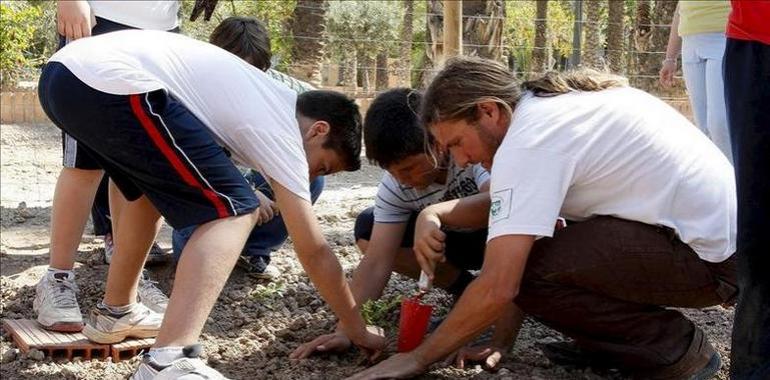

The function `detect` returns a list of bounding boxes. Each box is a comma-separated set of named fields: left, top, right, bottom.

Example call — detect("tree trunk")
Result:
left=462, top=0, right=505, bottom=60
left=582, top=0, right=602, bottom=69
left=636, top=0, right=676, bottom=91
left=375, top=51, right=389, bottom=91
left=533, top=0, right=549, bottom=72
left=338, top=48, right=357, bottom=88
left=289, top=0, right=327, bottom=87
left=606, top=0, right=625, bottom=74
left=399, top=0, right=414, bottom=86
left=357, top=49, right=374, bottom=94
left=419, top=0, right=444, bottom=88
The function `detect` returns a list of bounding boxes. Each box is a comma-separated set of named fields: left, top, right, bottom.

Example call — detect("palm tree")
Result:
left=582, top=0, right=603, bottom=69
left=533, top=0, right=549, bottom=72
left=606, top=0, right=625, bottom=74
left=462, top=0, right=505, bottom=60
left=289, top=0, right=327, bottom=87
left=636, top=0, right=676, bottom=91
left=418, top=0, right=444, bottom=88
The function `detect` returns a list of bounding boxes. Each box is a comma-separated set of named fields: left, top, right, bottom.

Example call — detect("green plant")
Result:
left=251, top=280, right=286, bottom=302
left=0, top=2, right=42, bottom=89
left=361, top=296, right=401, bottom=327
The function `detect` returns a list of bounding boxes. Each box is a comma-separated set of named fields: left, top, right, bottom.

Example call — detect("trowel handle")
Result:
left=418, top=270, right=432, bottom=292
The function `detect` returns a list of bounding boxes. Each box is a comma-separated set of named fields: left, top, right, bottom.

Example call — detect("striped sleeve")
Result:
left=373, top=173, right=415, bottom=223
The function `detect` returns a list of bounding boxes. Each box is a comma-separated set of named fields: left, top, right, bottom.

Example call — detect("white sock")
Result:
left=149, top=346, right=185, bottom=365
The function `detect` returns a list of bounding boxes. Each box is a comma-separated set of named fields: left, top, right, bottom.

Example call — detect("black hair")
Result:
left=363, top=88, right=425, bottom=169
left=209, top=16, right=272, bottom=71
left=296, top=91, right=362, bottom=171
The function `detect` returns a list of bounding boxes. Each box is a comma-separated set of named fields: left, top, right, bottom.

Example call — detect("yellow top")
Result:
left=678, top=0, right=731, bottom=36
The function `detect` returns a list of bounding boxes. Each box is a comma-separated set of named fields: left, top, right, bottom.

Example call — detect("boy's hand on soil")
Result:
left=413, top=213, right=446, bottom=280
left=350, top=325, right=386, bottom=362
left=345, top=352, right=427, bottom=380
left=445, top=343, right=505, bottom=371
left=290, top=331, right=352, bottom=359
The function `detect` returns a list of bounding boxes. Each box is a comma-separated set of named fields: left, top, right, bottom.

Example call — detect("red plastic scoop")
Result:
left=397, top=295, right=434, bottom=352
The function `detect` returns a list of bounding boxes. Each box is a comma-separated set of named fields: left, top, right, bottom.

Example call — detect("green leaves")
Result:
left=0, top=2, right=42, bottom=89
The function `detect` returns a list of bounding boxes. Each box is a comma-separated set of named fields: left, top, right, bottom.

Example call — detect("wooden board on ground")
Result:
left=2, top=319, right=152, bottom=362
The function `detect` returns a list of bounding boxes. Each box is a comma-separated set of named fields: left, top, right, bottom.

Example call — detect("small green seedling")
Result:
left=361, top=296, right=402, bottom=328
left=251, top=281, right=286, bottom=302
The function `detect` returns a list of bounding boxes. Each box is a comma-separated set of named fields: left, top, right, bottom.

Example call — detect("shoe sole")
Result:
left=82, top=324, right=159, bottom=344
left=38, top=320, right=84, bottom=333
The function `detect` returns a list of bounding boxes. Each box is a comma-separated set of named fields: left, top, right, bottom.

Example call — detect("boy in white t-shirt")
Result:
left=39, top=30, right=384, bottom=379
left=294, top=89, right=523, bottom=359
left=34, top=0, right=180, bottom=334
left=353, top=57, right=737, bottom=379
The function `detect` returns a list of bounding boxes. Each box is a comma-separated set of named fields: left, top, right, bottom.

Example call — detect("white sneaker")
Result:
left=131, top=345, right=229, bottom=380
left=82, top=303, right=163, bottom=344
left=138, top=270, right=169, bottom=314
left=33, top=271, right=84, bottom=332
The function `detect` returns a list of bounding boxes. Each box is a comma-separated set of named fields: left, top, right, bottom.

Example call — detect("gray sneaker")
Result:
left=131, top=344, right=229, bottom=379
left=145, top=242, right=172, bottom=265
left=82, top=303, right=162, bottom=344
left=33, top=271, right=84, bottom=332
left=137, top=270, right=169, bottom=314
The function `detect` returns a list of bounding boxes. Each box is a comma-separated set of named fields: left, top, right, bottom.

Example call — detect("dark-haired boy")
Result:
left=39, top=30, right=384, bottom=378
left=293, top=88, right=521, bottom=363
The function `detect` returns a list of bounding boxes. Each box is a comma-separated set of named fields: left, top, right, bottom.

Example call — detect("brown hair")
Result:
left=210, top=16, right=272, bottom=71
left=420, top=55, right=628, bottom=127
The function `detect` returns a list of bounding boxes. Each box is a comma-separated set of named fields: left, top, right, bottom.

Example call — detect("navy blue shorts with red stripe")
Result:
left=38, top=62, right=258, bottom=229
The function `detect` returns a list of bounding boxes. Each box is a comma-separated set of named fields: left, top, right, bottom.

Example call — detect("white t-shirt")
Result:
left=49, top=30, right=311, bottom=201
left=488, top=87, right=735, bottom=263
left=89, top=0, right=179, bottom=31
left=374, top=162, right=490, bottom=224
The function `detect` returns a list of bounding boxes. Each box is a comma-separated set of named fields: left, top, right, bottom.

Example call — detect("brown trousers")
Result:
left=515, top=216, right=737, bottom=379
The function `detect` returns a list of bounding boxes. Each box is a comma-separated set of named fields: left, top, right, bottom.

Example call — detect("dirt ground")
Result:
left=0, top=123, right=735, bottom=379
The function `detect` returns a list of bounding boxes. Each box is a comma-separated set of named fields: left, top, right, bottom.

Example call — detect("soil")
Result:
left=0, top=123, right=734, bottom=379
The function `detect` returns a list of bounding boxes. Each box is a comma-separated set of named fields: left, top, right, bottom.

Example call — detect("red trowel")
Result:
left=397, top=271, right=434, bottom=352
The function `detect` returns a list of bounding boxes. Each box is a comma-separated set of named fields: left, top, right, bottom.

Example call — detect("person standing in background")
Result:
left=34, top=0, right=179, bottom=333
left=723, top=1, right=770, bottom=379
left=660, top=0, right=732, bottom=162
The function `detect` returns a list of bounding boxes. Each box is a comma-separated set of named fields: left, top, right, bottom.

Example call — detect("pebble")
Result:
left=1, top=348, right=18, bottom=363
left=27, top=348, right=45, bottom=361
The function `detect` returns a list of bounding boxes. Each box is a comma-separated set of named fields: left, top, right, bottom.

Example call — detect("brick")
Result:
left=110, top=337, right=154, bottom=362
left=2, top=319, right=108, bottom=360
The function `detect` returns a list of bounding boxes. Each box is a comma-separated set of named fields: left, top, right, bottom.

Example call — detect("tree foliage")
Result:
left=1, top=2, right=43, bottom=89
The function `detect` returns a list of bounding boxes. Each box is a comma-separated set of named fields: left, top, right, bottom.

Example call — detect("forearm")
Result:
left=665, top=5, right=682, bottom=61
left=490, top=303, right=524, bottom=349
left=297, top=244, right=366, bottom=339
left=349, top=253, right=393, bottom=305
left=424, top=192, right=490, bottom=230
left=413, top=277, right=515, bottom=364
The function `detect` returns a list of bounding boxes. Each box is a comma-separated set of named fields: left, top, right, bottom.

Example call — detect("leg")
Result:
left=703, top=33, right=732, bottom=162
left=103, top=194, right=161, bottom=306
left=515, top=217, right=735, bottom=378
left=48, top=167, right=104, bottom=270
left=353, top=207, right=463, bottom=290
left=680, top=36, right=709, bottom=136
left=155, top=212, right=257, bottom=346
left=724, top=38, right=770, bottom=379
